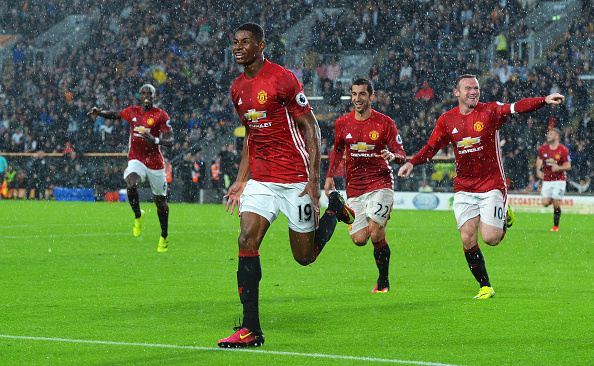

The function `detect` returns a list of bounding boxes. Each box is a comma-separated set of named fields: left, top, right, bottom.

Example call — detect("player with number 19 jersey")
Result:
left=327, top=110, right=405, bottom=198
left=231, top=59, right=312, bottom=184
left=424, top=102, right=513, bottom=193
left=120, top=106, right=172, bottom=170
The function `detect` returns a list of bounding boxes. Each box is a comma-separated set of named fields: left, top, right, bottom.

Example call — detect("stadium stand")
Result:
left=0, top=0, right=592, bottom=201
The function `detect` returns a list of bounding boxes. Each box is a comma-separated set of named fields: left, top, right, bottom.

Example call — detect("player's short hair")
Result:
left=140, top=84, right=156, bottom=96
left=550, top=127, right=562, bottom=136
left=455, top=74, right=478, bottom=90
left=236, top=23, right=265, bottom=43
left=352, top=78, right=374, bottom=95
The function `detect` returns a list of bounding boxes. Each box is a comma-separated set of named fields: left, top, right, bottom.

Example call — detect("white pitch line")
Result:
left=0, top=334, right=466, bottom=366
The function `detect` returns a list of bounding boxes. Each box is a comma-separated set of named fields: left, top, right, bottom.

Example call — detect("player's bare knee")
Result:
left=294, top=253, right=315, bottom=266
left=483, top=234, right=502, bottom=246
left=352, top=238, right=368, bottom=246
left=237, top=234, right=259, bottom=251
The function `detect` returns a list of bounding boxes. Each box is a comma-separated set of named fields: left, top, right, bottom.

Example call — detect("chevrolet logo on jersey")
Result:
left=245, top=109, right=266, bottom=122
left=134, top=126, right=150, bottom=133
left=457, top=137, right=481, bottom=148
left=350, top=142, right=375, bottom=152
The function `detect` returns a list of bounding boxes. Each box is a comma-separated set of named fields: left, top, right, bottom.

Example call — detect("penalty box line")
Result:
left=0, top=334, right=465, bottom=366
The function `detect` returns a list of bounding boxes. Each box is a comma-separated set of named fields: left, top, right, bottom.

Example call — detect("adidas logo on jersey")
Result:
left=452, top=128, right=458, bottom=134
left=346, top=133, right=353, bottom=139
left=238, top=98, right=243, bottom=105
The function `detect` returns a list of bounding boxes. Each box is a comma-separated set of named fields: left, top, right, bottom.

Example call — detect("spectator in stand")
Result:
left=524, top=174, right=541, bottom=193
left=316, top=60, right=329, bottom=87
left=301, top=46, right=321, bottom=88
left=218, top=143, right=238, bottom=189
left=26, top=150, right=50, bottom=200
left=493, top=29, right=508, bottom=60
left=414, top=81, right=435, bottom=112
left=289, top=64, right=304, bottom=83
left=194, top=151, right=206, bottom=190
left=179, top=152, right=195, bottom=203
left=326, top=57, right=342, bottom=84
left=567, top=175, right=591, bottom=193
left=577, top=113, right=592, bottom=142
left=210, top=155, right=223, bottom=200
left=418, top=180, right=434, bottom=192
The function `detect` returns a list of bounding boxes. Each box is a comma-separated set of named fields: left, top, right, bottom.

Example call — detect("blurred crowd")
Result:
left=0, top=0, right=593, bottom=200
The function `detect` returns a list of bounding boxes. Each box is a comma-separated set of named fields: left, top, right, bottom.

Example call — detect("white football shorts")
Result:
left=541, top=180, right=566, bottom=200
left=124, top=159, right=168, bottom=196
left=453, top=189, right=506, bottom=229
left=346, top=188, right=394, bottom=235
left=240, top=180, right=318, bottom=233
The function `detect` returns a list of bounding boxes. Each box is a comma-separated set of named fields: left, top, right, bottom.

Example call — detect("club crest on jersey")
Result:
left=257, top=90, right=268, bottom=104
left=296, top=92, right=308, bottom=107
left=350, top=142, right=375, bottom=152
left=555, top=154, right=561, bottom=160
left=147, top=118, right=155, bottom=126
left=369, top=130, right=379, bottom=140
left=457, top=137, right=481, bottom=148
left=245, top=109, right=266, bottom=122
left=473, top=121, right=484, bottom=132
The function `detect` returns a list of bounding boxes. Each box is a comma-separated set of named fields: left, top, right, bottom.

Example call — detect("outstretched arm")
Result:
left=512, top=93, right=565, bottom=114
left=398, top=144, right=440, bottom=178
left=88, top=107, right=121, bottom=119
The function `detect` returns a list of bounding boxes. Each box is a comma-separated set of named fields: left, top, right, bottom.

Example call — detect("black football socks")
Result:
left=128, top=187, right=141, bottom=218
left=464, top=244, right=491, bottom=288
left=237, top=251, right=262, bottom=333
left=313, top=212, right=338, bottom=258
left=554, top=207, right=561, bottom=227
left=373, top=239, right=391, bottom=288
left=157, top=204, right=169, bottom=238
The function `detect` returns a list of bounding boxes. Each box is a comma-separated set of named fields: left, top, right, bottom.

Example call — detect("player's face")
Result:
left=454, top=77, right=480, bottom=110
left=139, top=87, right=154, bottom=109
left=233, top=30, right=264, bottom=66
left=546, top=130, right=560, bottom=143
left=351, top=84, right=374, bottom=115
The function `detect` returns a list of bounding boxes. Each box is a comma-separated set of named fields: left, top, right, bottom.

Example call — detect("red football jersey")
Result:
left=120, top=106, right=172, bottom=170
left=427, top=102, right=512, bottom=193
left=231, top=59, right=313, bottom=183
left=538, top=143, right=570, bottom=181
left=327, top=110, right=405, bottom=198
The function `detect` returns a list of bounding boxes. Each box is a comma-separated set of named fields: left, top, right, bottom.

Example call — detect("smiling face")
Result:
left=454, top=77, right=480, bottom=114
left=351, top=84, right=374, bottom=120
left=232, top=30, right=265, bottom=67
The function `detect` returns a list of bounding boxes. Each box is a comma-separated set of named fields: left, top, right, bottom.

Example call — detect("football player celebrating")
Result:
left=399, top=74, right=564, bottom=299
left=88, top=84, right=173, bottom=252
left=218, top=23, right=354, bottom=348
left=324, top=78, right=406, bottom=293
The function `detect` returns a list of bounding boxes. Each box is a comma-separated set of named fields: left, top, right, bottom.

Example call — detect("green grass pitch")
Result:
left=1, top=200, right=592, bottom=365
